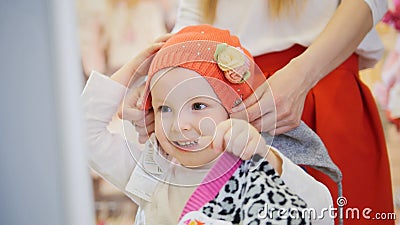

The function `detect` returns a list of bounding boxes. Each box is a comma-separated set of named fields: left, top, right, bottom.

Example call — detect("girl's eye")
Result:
left=159, top=105, right=172, bottom=113
left=192, top=103, right=207, bottom=110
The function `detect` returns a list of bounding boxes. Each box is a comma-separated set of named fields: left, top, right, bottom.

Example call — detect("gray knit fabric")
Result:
left=262, top=121, right=343, bottom=224
left=262, top=121, right=342, bottom=185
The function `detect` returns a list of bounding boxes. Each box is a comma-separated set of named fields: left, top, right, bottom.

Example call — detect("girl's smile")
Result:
left=150, top=67, right=229, bottom=167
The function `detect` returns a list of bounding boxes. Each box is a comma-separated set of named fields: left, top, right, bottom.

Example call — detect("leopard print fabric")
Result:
left=200, top=159, right=311, bottom=225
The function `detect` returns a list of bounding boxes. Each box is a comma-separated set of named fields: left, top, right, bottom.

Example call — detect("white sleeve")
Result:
left=275, top=149, right=334, bottom=225
left=363, top=0, right=388, bottom=25
left=172, top=0, right=203, bottom=33
left=81, top=71, right=143, bottom=200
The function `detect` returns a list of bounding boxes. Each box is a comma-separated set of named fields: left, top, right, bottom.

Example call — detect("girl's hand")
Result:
left=211, top=119, right=267, bottom=160
left=209, top=118, right=283, bottom=174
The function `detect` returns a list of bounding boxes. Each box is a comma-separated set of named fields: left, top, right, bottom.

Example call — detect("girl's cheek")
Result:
left=198, top=116, right=218, bottom=136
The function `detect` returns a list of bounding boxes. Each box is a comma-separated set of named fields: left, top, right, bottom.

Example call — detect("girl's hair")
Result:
left=201, top=0, right=218, bottom=24
left=268, top=0, right=301, bottom=18
left=201, top=0, right=303, bottom=24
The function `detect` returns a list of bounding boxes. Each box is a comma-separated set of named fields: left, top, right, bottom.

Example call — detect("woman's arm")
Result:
left=296, top=0, right=379, bottom=85
left=232, top=0, right=388, bottom=134
left=171, top=0, right=203, bottom=33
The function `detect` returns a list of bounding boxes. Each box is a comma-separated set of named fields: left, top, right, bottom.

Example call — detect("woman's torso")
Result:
left=173, top=0, right=384, bottom=69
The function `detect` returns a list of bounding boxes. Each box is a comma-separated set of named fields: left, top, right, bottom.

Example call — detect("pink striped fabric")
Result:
left=180, top=152, right=242, bottom=220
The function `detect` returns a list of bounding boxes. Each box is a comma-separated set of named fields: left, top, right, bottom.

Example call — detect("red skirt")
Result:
left=255, top=45, right=394, bottom=225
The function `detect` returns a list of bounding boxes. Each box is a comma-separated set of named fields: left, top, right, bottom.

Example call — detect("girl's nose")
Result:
left=172, top=109, right=192, bottom=132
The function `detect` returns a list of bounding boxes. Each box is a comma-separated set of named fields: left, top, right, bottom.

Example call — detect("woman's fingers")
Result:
left=234, top=65, right=310, bottom=134
left=132, top=34, right=172, bottom=77
left=250, top=106, right=301, bottom=135
left=136, top=121, right=155, bottom=144
left=154, top=33, right=173, bottom=43
left=250, top=113, right=276, bottom=134
left=118, top=83, right=156, bottom=143
left=134, top=110, right=154, bottom=127
left=120, top=107, right=146, bottom=122
left=111, top=41, right=167, bottom=87
left=118, top=84, right=144, bottom=119
left=231, top=82, right=275, bottom=123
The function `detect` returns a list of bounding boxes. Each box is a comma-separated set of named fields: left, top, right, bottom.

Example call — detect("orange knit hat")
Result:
left=142, top=25, right=265, bottom=113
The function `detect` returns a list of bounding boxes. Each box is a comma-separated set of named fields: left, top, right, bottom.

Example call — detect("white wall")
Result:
left=0, top=1, right=95, bottom=225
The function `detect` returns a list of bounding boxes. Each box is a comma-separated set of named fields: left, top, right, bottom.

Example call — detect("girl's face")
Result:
left=150, top=67, right=229, bottom=167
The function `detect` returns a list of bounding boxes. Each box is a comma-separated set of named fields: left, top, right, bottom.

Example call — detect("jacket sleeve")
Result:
left=277, top=149, right=334, bottom=225
left=81, top=71, right=144, bottom=199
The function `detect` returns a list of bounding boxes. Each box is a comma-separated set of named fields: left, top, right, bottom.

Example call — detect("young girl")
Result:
left=82, top=25, right=335, bottom=224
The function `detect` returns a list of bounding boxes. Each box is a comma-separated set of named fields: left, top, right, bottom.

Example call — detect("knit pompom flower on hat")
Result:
left=214, top=43, right=250, bottom=84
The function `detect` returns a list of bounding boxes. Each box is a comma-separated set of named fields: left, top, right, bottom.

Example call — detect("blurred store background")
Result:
left=74, top=1, right=400, bottom=224
left=75, top=1, right=400, bottom=225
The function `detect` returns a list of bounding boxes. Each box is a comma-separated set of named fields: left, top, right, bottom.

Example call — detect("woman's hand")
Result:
left=117, top=84, right=155, bottom=144
left=110, top=34, right=172, bottom=143
left=230, top=59, right=312, bottom=135
left=111, top=33, right=172, bottom=87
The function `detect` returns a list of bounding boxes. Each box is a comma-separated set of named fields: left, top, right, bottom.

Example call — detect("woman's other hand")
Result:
left=111, top=34, right=172, bottom=143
